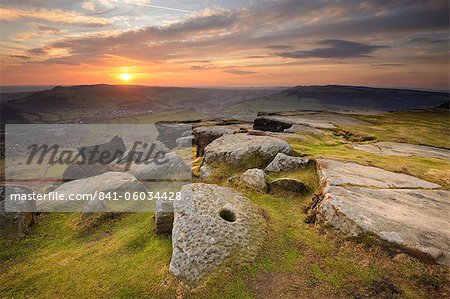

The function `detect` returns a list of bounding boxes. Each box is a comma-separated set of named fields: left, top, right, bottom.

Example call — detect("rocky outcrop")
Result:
left=254, top=111, right=372, bottom=131
left=313, top=158, right=449, bottom=265
left=125, top=140, right=170, bottom=162
left=170, top=183, right=266, bottom=285
left=353, top=142, right=450, bottom=160
left=131, top=152, right=191, bottom=181
left=228, top=168, right=268, bottom=192
left=316, top=159, right=440, bottom=189
left=63, top=163, right=121, bottom=181
left=0, top=185, right=36, bottom=238
left=317, top=187, right=450, bottom=265
left=50, top=172, right=147, bottom=212
left=176, top=136, right=194, bottom=147
left=204, top=134, right=291, bottom=168
left=269, top=178, right=308, bottom=195
left=265, top=153, right=309, bottom=173
left=155, top=122, right=193, bottom=149
left=193, top=126, right=235, bottom=157
left=284, top=124, right=324, bottom=135
left=253, top=116, right=295, bottom=132
left=78, top=135, right=126, bottom=163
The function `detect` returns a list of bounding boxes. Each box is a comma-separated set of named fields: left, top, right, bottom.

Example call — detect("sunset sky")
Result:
left=0, top=0, right=448, bottom=89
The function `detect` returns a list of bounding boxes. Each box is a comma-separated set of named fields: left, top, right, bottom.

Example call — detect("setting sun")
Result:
left=120, top=73, right=132, bottom=82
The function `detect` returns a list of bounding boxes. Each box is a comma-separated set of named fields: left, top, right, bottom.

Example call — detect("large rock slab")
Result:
left=228, top=168, right=268, bottom=192
left=204, top=134, right=291, bottom=167
left=49, top=172, right=146, bottom=212
left=314, top=158, right=449, bottom=265
left=317, top=186, right=450, bottom=265
left=353, top=142, right=450, bottom=160
left=265, top=153, right=309, bottom=173
left=254, top=111, right=371, bottom=131
left=193, top=126, right=235, bottom=157
left=316, top=159, right=440, bottom=189
left=170, top=183, right=266, bottom=285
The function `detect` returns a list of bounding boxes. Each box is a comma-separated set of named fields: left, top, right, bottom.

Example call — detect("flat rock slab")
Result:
left=316, top=159, right=440, bottom=189
left=353, top=142, right=450, bottom=160
left=170, top=183, right=266, bottom=285
left=317, top=186, right=450, bottom=265
left=254, top=111, right=371, bottom=131
left=315, top=158, right=448, bottom=265
left=48, top=172, right=146, bottom=212
left=204, top=134, right=291, bottom=167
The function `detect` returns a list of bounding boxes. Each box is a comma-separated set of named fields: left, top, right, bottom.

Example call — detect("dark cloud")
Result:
left=10, top=55, right=31, bottom=60
left=189, top=65, right=208, bottom=70
left=27, top=47, right=47, bottom=55
left=265, top=45, right=293, bottom=50
left=372, top=63, right=406, bottom=68
left=409, top=37, right=447, bottom=44
left=15, top=0, right=449, bottom=66
left=224, top=69, right=257, bottom=75
left=277, top=40, right=386, bottom=59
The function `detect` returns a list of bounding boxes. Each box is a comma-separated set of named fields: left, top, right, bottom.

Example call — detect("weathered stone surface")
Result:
left=314, top=158, right=449, bottom=265
left=155, top=122, right=192, bottom=149
left=254, top=111, right=371, bottom=131
left=269, top=178, right=308, bottom=195
left=51, top=172, right=146, bottom=211
left=317, top=186, right=450, bottom=265
left=284, top=124, right=323, bottom=135
left=193, top=126, right=235, bottom=157
left=0, top=185, right=36, bottom=238
left=199, top=164, right=213, bottom=179
left=265, top=153, right=309, bottom=173
left=78, top=135, right=126, bottom=163
left=176, top=136, right=194, bottom=147
left=353, top=142, right=450, bottom=160
left=62, top=163, right=121, bottom=181
left=316, top=159, right=440, bottom=189
left=124, top=140, right=170, bottom=162
left=204, top=134, right=291, bottom=167
left=155, top=200, right=174, bottom=235
left=228, top=168, right=268, bottom=192
left=131, top=152, right=191, bottom=181
left=170, top=183, right=266, bottom=285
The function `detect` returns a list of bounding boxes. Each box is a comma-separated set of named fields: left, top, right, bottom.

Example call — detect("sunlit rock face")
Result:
left=203, top=134, right=291, bottom=168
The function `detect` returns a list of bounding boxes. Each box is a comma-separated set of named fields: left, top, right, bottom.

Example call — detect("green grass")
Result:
left=2, top=110, right=449, bottom=298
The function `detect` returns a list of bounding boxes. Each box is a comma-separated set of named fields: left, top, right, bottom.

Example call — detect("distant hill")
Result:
left=1, top=84, right=448, bottom=123
left=1, top=84, right=280, bottom=123
left=226, top=85, right=449, bottom=119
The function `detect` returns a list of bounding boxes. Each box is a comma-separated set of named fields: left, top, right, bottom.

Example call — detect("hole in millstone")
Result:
left=219, top=209, right=236, bottom=223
